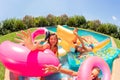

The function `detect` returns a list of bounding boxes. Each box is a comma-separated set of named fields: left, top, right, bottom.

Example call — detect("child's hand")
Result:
left=14, top=38, right=25, bottom=45
left=43, top=64, right=62, bottom=74
left=16, top=29, right=34, bottom=50
left=16, top=29, right=32, bottom=43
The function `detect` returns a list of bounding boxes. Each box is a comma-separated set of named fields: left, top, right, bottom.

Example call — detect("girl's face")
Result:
left=49, top=35, right=58, bottom=46
left=91, top=68, right=99, bottom=79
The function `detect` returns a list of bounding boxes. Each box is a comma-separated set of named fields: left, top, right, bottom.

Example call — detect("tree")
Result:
left=57, top=14, right=68, bottom=25
left=96, top=24, right=109, bottom=34
left=23, top=15, right=35, bottom=28
left=1, top=18, right=26, bottom=35
left=46, top=14, right=56, bottom=26
left=0, top=22, right=2, bottom=35
left=67, top=17, right=76, bottom=26
left=73, top=15, right=86, bottom=27
left=35, top=16, right=48, bottom=27
left=87, top=20, right=101, bottom=31
left=107, top=23, right=117, bottom=34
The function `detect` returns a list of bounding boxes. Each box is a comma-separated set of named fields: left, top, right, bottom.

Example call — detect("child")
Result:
left=44, top=64, right=101, bottom=80
left=16, top=29, right=58, bottom=57
left=72, top=28, right=88, bottom=45
left=73, top=31, right=93, bottom=57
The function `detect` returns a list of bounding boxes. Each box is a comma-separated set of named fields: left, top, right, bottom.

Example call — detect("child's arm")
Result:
left=59, top=67, right=77, bottom=76
left=44, top=64, right=77, bottom=76
left=73, top=32, right=85, bottom=48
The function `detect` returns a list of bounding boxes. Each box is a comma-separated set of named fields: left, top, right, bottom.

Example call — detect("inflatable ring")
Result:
left=0, top=28, right=60, bottom=77
left=77, top=56, right=111, bottom=80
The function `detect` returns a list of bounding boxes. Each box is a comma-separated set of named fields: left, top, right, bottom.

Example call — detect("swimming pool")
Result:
left=46, top=25, right=115, bottom=79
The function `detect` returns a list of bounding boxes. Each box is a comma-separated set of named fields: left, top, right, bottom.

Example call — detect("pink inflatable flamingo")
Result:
left=0, top=28, right=59, bottom=77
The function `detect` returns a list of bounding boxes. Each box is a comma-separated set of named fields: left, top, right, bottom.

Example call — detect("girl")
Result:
left=73, top=31, right=93, bottom=58
left=16, top=29, right=58, bottom=57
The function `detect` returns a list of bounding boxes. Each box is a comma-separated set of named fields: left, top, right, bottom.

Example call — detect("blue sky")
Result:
left=0, top=0, right=120, bottom=26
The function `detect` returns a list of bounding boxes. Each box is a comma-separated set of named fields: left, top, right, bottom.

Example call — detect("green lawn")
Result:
left=0, top=28, right=120, bottom=80
left=113, top=38, right=120, bottom=48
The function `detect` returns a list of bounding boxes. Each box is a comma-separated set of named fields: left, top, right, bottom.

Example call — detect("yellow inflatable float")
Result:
left=57, top=25, right=80, bottom=52
left=92, top=38, right=110, bottom=53
left=57, top=25, right=110, bottom=56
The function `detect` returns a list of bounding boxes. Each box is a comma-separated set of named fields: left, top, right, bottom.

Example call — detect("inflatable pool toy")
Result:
left=95, top=47, right=120, bottom=70
left=68, top=46, right=120, bottom=72
left=93, top=38, right=110, bottom=53
left=57, top=25, right=110, bottom=53
left=77, top=56, right=111, bottom=80
left=0, top=41, right=59, bottom=77
left=0, top=28, right=60, bottom=77
left=31, top=27, right=47, bottom=40
left=81, top=35, right=98, bottom=44
left=57, top=25, right=81, bottom=52
left=58, top=46, right=66, bottom=57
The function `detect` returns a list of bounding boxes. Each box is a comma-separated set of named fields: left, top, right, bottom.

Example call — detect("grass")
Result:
left=0, top=63, right=5, bottom=80
left=113, top=38, right=120, bottom=48
left=0, top=28, right=120, bottom=80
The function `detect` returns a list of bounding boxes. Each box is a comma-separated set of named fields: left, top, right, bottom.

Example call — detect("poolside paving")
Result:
left=110, top=37, right=120, bottom=80
left=111, top=57, right=120, bottom=80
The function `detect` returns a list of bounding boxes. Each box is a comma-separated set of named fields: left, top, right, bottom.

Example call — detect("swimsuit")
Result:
left=89, top=44, right=94, bottom=49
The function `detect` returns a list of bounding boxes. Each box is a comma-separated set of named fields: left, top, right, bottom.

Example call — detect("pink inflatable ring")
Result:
left=77, top=56, right=111, bottom=80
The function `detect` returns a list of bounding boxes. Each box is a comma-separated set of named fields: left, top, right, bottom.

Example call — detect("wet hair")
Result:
left=75, top=45, right=79, bottom=53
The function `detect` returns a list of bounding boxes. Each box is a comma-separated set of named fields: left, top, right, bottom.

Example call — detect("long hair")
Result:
left=47, top=33, right=58, bottom=49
